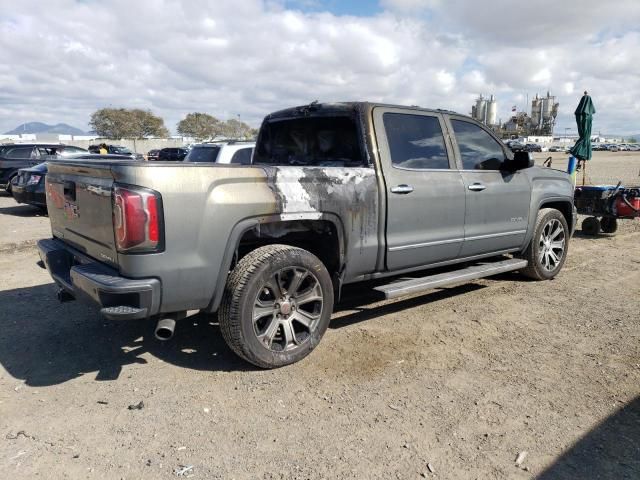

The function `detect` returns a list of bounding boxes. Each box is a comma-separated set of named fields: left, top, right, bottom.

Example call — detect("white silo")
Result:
left=486, top=95, right=497, bottom=125
left=475, top=95, right=487, bottom=123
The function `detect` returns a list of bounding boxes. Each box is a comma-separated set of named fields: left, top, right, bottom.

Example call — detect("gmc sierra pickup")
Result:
left=37, top=102, right=577, bottom=368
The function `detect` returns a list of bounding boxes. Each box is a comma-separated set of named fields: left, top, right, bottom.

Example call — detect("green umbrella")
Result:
left=570, top=91, right=596, bottom=161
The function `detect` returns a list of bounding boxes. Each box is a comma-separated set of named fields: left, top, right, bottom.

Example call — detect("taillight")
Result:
left=27, top=174, right=42, bottom=186
left=113, top=185, right=163, bottom=253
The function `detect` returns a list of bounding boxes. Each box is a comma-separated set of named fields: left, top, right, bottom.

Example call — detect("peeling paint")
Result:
left=272, top=167, right=318, bottom=214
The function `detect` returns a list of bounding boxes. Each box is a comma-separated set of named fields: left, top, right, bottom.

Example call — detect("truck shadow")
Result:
left=536, top=395, right=640, bottom=479
left=331, top=283, right=485, bottom=329
left=0, top=283, right=252, bottom=387
left=0, top=203, right=46, bottom=217
left=0, top=279, right=493, bottom=386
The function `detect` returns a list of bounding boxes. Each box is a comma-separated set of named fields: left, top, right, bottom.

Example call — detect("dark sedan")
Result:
left=11, top=154, right=138, bottom=210
left=0, top=144, right=87, bottom=194
left=11, top=162, right=48, bottom=208
left=147, top=149, right=160, bottom=161
left=158, top=147, right=188, bottom=161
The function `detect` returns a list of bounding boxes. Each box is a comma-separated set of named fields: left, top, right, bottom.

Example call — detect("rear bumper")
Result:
left=12, top=185, right=46, bottom=206
left=37, top=238, right=161, bottom=320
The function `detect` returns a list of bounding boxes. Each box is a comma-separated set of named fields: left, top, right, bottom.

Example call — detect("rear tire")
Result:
left=520, top=208, right=569, bottom=280
left=582, top=216, right=600, bottom=235
left=218, top=244, right=334, bottom=369
left=600, top=217, right=618, bottom=234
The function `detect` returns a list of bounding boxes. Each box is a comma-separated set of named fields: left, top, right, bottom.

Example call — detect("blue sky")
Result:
left=283, top=0, right=381, bottom=16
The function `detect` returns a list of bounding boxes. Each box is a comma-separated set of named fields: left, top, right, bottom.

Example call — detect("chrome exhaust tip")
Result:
left=154, top=317, right=176, bottom=341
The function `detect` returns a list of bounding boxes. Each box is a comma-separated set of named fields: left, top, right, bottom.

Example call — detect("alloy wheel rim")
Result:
left=252, top=267, right=323, bottom=352
left=538, top=219, right=565, bottom=271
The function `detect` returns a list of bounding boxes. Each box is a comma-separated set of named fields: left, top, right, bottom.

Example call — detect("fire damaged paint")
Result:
left=262, top=166, right=379, bottom=279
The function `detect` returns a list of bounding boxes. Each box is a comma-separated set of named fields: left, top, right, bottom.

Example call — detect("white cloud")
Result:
left=0, top=0, right=639, bottom=135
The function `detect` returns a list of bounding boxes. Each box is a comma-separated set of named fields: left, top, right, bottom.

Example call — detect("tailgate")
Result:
left=46, top=162, right=118, bottom=267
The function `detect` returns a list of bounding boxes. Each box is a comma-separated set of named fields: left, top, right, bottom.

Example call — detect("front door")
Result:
left=373, top=107, right=466, bottom=271
left=446, top=116, right=531, bottom=257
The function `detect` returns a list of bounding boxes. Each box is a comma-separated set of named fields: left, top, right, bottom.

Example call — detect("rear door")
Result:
left=373, top=107, right=466, bottom=270
left=445, top=116, right=531, bottom=257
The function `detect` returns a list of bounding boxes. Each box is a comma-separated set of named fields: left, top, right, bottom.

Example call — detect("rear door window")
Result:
left=451, top=120, right=506, bottom=170
left=383, top=113, right=450, bottom=169
left=186, top=146, right=220, bottom=162
left=5, top=147, right=34, bottom=159
left=230, top=147, right=253, bottom=165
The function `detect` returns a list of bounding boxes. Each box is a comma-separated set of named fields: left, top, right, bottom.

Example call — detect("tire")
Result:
left=600, top=217, right=618, bottom=234
left=219, top=244, right=334, bottom=369
left=582, top=216, right=601, bottom=235
left=520, top=208, right=569, bottom=280
left=5, top=175, right=16, bottom=195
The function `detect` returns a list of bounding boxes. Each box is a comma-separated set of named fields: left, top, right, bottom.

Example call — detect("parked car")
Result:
left=37, top=101, right=576, bottom=368
left=505, top=140, right=526, bottom=152
left=184, top=142, right=255, bottom=164
left=548, top=146, right=563, bottom=152
left=88, top=144, right=143, bottom=160
left=157, top=147, right=188, bottom=161
left=525, top=143, right=542, bottom=152
left=0, top=144, right=87, bottom=194
left=147, top=149, right=160, bottom=161
left=606, top=144, right=620, bottom=152
left=11, top=154, right=138, bottom=209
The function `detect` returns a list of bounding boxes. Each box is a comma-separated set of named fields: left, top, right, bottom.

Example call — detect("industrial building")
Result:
left=470, top=91, right=559, bottom=139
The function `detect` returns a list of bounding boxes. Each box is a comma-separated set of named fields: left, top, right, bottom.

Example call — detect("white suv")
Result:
left=184, top=142, right=254, bottom=164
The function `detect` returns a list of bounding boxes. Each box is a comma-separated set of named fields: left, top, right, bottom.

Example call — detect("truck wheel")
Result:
left=520, top=208, right=569, bottom=280
left=582, top=216, right=600, bottom=235
left=600, top=217, right=618, bottom=234
left=219, top=244, right=334, bottom=369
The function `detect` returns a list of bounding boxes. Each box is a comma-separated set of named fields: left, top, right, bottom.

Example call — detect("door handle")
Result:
left=390, top=184, right=414, bottom=194
left=468, top=183, right=486, bottom=191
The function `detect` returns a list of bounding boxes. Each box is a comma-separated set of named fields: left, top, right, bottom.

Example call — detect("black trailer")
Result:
left=574, top=184, right=640, bottom=235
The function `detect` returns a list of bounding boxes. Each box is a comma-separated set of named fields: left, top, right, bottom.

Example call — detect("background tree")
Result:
left=220, top=118, right=254, bottom=139
left=129, top=109, right=169, bottom=138
left=628, top=137, right=637, bottom=143
left=176, top=112, right=222, bottom=140
left=89, top=108, right=168, bottom=139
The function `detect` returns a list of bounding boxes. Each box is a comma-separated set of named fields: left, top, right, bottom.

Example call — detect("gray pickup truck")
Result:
left=37, top=102, right=576, bottom=368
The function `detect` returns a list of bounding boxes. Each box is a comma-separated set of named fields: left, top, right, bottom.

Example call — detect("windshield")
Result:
left=185, top=146, right=221, bottom=162
left=254, top=116, right=363, bottom=167
left=111, top=146, right=132, bottom=155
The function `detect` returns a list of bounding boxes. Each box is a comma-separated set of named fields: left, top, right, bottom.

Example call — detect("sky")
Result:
left=1, top=0, right=640, bottom=135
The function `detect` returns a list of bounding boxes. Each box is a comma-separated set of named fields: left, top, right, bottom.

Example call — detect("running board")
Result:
left=374, top=258, right=528, bottom=299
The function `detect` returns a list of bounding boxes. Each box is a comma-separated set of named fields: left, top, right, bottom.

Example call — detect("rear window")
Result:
left=254, top=116, right=363, bottom=167
left=185, top=146, right=221, bottom=162
left=230, top=147, right=253, bottom=165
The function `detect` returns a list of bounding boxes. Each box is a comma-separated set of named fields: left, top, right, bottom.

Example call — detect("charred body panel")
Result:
left=91, top=162, right=378, bottom=313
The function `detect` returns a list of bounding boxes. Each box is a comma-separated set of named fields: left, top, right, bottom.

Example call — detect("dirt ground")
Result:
left=1, top=152, right=639, bottom=479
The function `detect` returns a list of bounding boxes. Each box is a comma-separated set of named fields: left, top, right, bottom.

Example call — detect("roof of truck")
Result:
left=264, top=101, right=461, bottom=120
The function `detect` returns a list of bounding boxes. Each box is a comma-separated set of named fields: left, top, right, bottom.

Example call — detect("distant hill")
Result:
left=4, top=122, right=86, bottom=136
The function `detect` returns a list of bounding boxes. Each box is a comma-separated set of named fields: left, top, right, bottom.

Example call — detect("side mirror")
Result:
left=508, top=151, right=534, bottom=170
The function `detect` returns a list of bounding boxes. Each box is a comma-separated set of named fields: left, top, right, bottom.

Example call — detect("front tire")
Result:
left=219, top=244, right=334, bottom=368
left=520, top=208, right=569, bottom=280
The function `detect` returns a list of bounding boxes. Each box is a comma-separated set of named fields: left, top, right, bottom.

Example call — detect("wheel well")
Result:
left=236, top=220, right=343, bottom=282
left=540, top=201, right=573, bottom=227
